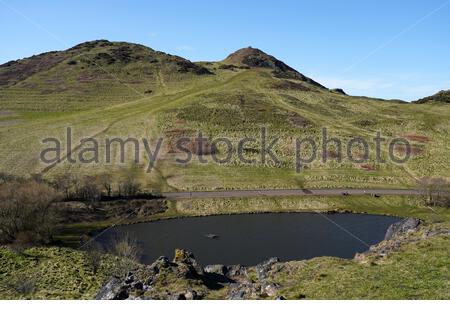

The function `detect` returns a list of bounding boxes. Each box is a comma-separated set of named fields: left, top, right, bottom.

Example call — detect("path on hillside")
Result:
left=161, top=188, right=421, bottom=199
left=39, top=71, right=249, bottom=175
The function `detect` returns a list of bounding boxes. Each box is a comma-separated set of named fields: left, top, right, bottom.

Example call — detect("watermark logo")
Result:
left=40, top=127, right=412, bottom=172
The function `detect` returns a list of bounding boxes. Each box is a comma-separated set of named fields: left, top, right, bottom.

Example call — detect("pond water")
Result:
left=97, top=213, right=400, bottom=266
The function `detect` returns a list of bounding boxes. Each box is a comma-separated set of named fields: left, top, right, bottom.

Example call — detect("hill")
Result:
left=0, top=40, right=211, bottom=111
left=0, top=40, right=449, bottom=196
left=414, top=89, right=450, bottom=104
left=222, top=46, right=325, bottom=87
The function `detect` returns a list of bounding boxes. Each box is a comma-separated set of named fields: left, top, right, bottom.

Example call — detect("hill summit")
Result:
left=0, top=40, right=211, bottom=88
left=223, top=46, right=324, bottom=87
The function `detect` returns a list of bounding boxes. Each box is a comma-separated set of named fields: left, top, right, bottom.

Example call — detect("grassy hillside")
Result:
left=0, top=40, right=449, bottom=194
left=274, top=225, right=450, bottom=299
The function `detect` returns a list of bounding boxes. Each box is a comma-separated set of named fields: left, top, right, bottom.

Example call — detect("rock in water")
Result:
left=204, top=233, right=219, bottom=239
left=384, top=218, right=421, bottom=240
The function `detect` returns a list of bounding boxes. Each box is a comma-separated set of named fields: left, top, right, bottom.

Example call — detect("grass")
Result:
left=0, top=246, right=119, bottom=299
left=170, top=195, right=450, bottom=223
left=272, top=228, right=450, bottom=299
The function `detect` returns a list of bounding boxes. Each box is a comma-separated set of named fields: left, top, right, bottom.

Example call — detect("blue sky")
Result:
left=1, top=0, right=449, bottom=101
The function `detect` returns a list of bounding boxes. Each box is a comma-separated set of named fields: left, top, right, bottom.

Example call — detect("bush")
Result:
left=96, top=173, right=113, bottom=197
left=108, top=232, right=141, bottom=278
left=417, top=177, right=450, bottom=207
left=76, top=176, right=101, bottom=202
left=52, top=172, right=76, bottom=200
left=118, top=165, right=141, bottom=197
left=0, top=180, right=59, bottom=244
left=0, top=172, right=17, bottom=184
left=84, top=242, right=104, bottom=274
left=118, top=180, right=141, bottom=197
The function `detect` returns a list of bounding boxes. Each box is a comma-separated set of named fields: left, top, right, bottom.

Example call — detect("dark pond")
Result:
left=97, top=213, right=400, bottom=266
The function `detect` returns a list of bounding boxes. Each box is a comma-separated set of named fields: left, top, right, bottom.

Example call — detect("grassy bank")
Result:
left=273, top=224, right=450, bottom=299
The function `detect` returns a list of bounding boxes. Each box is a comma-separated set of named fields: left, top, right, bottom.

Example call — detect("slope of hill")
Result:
left=414, top=89, right=450, bottom=104
left=0, top=40, right=449, bottom=195
left=0, top=40, right=212, bottom=111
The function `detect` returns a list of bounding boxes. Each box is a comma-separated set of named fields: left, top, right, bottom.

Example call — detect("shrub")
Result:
left=0, top=180, right=59, bottom=244
left=108, top=232, right=141, bottom=278
left=0, top=172, right=17, bottom=184
left=76, top=176, right=101, bottom=202
left=52, top=172, right=76, bottom=200
left=96, top=173, right=113, bottom=197
left=417, top=177, right=450, bottom=207
left=118, top=165, right=141, bottom=197
left=84, top=242, right=104, bottom=274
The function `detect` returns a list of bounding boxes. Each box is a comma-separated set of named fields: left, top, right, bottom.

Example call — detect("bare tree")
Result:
left=76, top=176, right=101, bottom=203
left=417, top=177, right=450, bottom=207
left=52, top=171, right=75, bottom=200
left=118, top=165, right=141, bottom=197
left=96, top=173, right=113, bottom=197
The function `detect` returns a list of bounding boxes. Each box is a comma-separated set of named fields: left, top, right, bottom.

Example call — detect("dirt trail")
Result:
left=162, top=188, right=421, bottom=199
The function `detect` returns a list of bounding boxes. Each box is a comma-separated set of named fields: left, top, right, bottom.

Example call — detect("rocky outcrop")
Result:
left=414, top=89, right=450, bottom=104
left=256, top=257, right=280, bottom=280
left=95, top=276, right=125, bottom=300
left=173, top=248, right=204, bottom=278
left=95, top=273, right=146, bottom=300
left=96, top=250, right=206, bottom=300
left=330, top=88, right=347, bottom=95
left=227, top=279, right=281, bottom=299
left=223, top=47, right=325, bottom=87
left=384, top=218, right=421, bottom=240
left=355, top=219, right=448, bottom=263
left=204, top=264, right=227, bottom=276
left=96, top=249, right=284, bottom=300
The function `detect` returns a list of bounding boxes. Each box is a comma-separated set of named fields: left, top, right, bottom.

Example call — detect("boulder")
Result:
left=204, top=264, right=227, bottom=276
left=384, top=218, right=421, bottom=240
left=149, top=256, right=172, bottom=274
left=225, top=264, right=248, bottom=281
left=95, top=276, right=129, bottom=300
left=228, top=283, right=261, bottom=300
left=262, top=283, right=280, bottom=297
left=184, top=289, right=198, bottom=300
left=173, top=249, right=204, bottom=277
left=256, top=257, right=280, bottom=280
